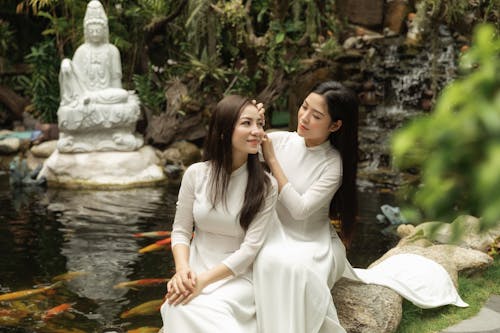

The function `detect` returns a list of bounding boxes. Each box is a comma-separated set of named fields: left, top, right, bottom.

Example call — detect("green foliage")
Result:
left=392, top=24, right=500, bottom=230
left=24, top=39, right=60, bottom=123
left=132, top=68, right=166, bottom=115
left=424, top=0, right=470, bottom=24
left=0, top=19, right=16, bottom=59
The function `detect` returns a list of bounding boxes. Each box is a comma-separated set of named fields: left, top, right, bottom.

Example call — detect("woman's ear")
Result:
left=329, top=120, right=342, bottom=132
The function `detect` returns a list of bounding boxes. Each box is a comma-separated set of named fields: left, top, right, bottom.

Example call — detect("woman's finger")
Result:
left=182, top=293, right=195, bottom=305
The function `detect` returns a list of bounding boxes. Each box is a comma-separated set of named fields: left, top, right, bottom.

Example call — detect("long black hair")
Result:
left=203, top=95, right=271, bottom=231
left=310, top=81, right=359, bottom=241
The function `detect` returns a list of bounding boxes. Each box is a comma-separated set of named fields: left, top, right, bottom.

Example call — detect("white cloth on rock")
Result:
left=161, top=161, right=277, bottom=333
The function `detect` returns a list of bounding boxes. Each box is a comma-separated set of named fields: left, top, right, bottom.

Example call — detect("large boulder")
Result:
left=332, top=279, right=402, bottom=333
left=397, top=215, right=500, bottom=253
left=165, top=141, right=202, bottom=167
left=30, top=140, right=58, bottom=158
left=336, top=0, right=384, bottom=27
left=0, top=137, right=20, bottom=154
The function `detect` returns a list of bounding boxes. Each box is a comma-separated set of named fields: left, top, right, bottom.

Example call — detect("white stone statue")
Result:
left=57, top=0, right=143, bottom=153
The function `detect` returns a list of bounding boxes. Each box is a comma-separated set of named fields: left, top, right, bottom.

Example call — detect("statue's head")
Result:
left=83, top=0, right=109, bottom=44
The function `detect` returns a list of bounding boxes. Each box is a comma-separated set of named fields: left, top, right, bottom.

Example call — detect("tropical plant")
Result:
left=24, top=39, right=60, bottom=123
left=132, top=67, right=166, bottom=115
left=392, top=23, right=500, bottom=231
left=0, top=19, right=16, bottom=60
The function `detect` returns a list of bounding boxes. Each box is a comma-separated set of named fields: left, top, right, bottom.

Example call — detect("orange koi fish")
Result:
left=155, top=238, right=172, bottom=246
left=120, top=299, right=163, bottom=319
left=52, top=271, right=88, bottom=282
left=138, top=237, right=171, bottom=254
left=133, top=231, right=171, bottom=238
left=113, top=278, right=169, bottom=289
left=127, top=327, right=160, bottom=333
left=42, top=303, right=72, bottom=321
left=0, top=281, right=62, bottom=302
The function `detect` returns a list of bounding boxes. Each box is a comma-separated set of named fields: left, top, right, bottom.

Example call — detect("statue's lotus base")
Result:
left=38, top=145, right=166, bottom=189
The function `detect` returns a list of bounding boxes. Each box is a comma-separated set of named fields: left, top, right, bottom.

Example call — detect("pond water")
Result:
left=0, top=173, right=397, bottom=332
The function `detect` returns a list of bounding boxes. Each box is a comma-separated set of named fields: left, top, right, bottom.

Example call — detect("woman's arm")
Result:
left=165, top=164, right=199, bottom=304
left=222, top=178, right=278, bottom=275
left=263, top=134, right=342, bottom=220
left=261, top=137, right=288, bottom=192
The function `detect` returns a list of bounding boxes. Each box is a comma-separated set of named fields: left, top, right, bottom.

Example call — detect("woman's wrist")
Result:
left=175, top=264, right=190, bottom=272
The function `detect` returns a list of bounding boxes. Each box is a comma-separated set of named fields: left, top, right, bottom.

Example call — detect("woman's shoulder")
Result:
left=183, top=161, right=209, bottom=178
left=267, top=130, right=296, bottom=145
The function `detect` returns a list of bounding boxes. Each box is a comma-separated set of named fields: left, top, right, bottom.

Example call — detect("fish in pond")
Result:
left=139, top=238, right=171, bottom=253
left=0, top=281, right=62, bottom=302
left=113, top=278, right=168, bottom=290
left=42, top=303, right=73, bottom=321
left=52, top=271, right=88, bottom=282
left=120, top=299, right=163, bottom=319
left=133, top=231, right=171, bottom=238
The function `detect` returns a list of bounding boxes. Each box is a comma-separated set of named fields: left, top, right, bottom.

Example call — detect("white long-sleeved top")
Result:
left=271, top=131, right=342, bottom=243
left=171, top=161, right=277, bottom=277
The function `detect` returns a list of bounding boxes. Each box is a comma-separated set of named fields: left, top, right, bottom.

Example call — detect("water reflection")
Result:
left=0, top=174, right=177, bottom=330
left=47, top=188, right=168, bottom=324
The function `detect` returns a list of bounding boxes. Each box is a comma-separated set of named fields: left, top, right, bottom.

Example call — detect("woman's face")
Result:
left=232, top=104, right=265, bottom=157
left=297, top=92, right=337, bottom=146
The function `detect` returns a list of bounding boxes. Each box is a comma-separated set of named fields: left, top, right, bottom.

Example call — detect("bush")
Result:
left=391, top=24, right=500, bottom=231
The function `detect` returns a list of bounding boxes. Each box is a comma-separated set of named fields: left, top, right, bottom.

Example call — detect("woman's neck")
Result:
left=304, top=137, right=329, bottom=147
left=232, top=152, right=248, bottom=171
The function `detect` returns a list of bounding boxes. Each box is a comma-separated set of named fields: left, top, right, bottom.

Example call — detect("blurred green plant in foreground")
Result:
left=392, top=23, right=500, bottom=231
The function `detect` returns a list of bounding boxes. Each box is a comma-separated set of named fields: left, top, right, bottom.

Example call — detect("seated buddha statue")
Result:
left=57, top=0, right=143, bottom=153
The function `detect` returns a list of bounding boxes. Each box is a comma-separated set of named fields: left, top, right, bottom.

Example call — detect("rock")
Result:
left=336, top=0, right=384, bottom=27
left=332, top=278, right=402, bottom=333
left=34, top=122, right=59, bottom=143
left=400, top=215, right=500, bottom=253
left=26, top=151, right=46, bottom=171
left=161, top=147, right=182, bottom=165
left=0, top=137, right=20, bottom=154
left=168, top=141, right=201, bottom=167
left=30, top=140, right=58, bottom=158
left=38, top=145, right=166, bottom=188
left=384, top=0, right=410, bottom=35
left=396, top=224, right=415, bottom=238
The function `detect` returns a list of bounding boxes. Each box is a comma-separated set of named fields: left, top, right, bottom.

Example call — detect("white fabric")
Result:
left=353, top=254, right=468, bottom=309
left=162, top=161, right=277, bottom=332
left=254, top=131, right=467, bottom=333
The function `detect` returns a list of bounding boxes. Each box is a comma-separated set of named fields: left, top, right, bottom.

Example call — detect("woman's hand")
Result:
left=165, top=266, right=197, bottom=306
left=261, top=134, right=276, bottom=164
left=179, top=271, right=210, bottom=305
left=252, top=100, right=266, bottom=127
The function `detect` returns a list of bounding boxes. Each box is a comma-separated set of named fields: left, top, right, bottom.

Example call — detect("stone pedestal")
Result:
left=38, top=145, right=166, bottom=188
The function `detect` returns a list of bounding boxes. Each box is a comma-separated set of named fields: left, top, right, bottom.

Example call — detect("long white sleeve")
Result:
left=278, top=164, right=341, bottom=220
left=171, top=164, right=198, bottom=248
left=223, top=178, right=278, bottom=276
left=267, top=131, right=342, bottom=221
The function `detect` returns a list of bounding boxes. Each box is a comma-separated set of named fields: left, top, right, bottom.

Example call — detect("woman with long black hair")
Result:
left=161, top=95, right=277, bottom=332
left=254, top=81, right=467, bottom=333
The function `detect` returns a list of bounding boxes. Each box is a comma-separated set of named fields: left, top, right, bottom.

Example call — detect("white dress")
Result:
left=253, top=131, right=467, bottom=333
left=161, top=161, right=277, bottom=333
